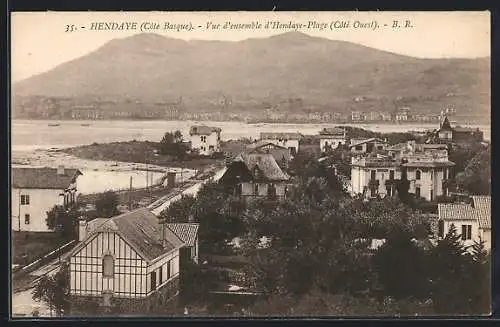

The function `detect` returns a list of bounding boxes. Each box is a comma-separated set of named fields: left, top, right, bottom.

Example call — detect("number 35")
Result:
left=65, top=24, right=76, bottom=32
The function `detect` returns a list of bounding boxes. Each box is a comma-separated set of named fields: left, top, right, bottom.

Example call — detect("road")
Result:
left=150, top=167, right=226, bottom=216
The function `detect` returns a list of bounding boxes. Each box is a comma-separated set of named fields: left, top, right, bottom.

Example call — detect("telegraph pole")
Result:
left=18, top=189, right=21, bottom=231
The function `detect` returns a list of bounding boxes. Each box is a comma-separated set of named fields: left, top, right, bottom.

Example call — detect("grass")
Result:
left=61, top=140, right=224, bottom=170
left=12, top=231, right=67, bottom=266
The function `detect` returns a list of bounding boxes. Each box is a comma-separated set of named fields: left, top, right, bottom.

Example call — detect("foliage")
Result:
left=159, top=130, right=189, bottom=160
left=46, top=205, right=81, bottom=240
left=455, top=145, right=491, bottom=195
left=32, top=264, right=70, bottom=317
left=159, top=194, right=196, bottom=223
left=95, top=191, right=120, bottom=218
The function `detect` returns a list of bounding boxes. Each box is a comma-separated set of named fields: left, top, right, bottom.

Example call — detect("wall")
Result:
left=241, top=182, right=286, bottom=197
left=190, top=132, right=221, bottom=156
left=350, top=166, right=400, bottom=197
left=350, top=141, right=386, bottom=154
left=407, top=167, right=447, bottom=201
left=146, top=249, right=180, bottom=296
left=11, top=188, right=65, bottom=232
left=262, top=139, right=300, bottom=155
left=480, top=228, right=491, bottom=252
left=439, top=130, right=453, bottom=140
left=70, top=232, right=147, bottom=297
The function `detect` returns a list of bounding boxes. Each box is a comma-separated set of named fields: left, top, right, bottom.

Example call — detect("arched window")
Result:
left=102, top=255, right=114, bottom=278
left=416, top=170, right=421, bottom=180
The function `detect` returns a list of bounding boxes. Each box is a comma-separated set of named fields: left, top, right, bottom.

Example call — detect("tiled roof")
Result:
left=12, top=167, right=82, bottom=189
left=472, top=196, right=491, bottom=229
left=438, top=199, right=491, bottom=230
left=83, top=208, right=185, bottom=262
left=260, top=132, right=303, bottom=140
left=235, top=153, right=290, bottom=181
left=319, top=127, right=345, bottom=136
left=189, top=125, right=222, bottom=135
left=166, top=223, right=199, bottom=247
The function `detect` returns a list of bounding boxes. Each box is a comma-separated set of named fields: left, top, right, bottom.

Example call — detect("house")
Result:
left=11, top=166, right=82, bottom=232
left=351, top=141, right=455, bottom=200
left=166, top=223, right=200, bottom=264
left=437, top=195, right=491, bottom=251
left=260, top=132, right=302, bottom=156
left=189, top=125, right=222, bottom=156
left=351, top=111, right=365, bottom=122
left=395, top=108, right=410, bottom=122
left=318, top=127, right=347, bottom=153
left=349, top=138, right=389, bottom=155
left=219, top=153, right=291, bottom=201
left=245, top=140, right=291, bottom=169
left=67, top=208, right=186, bottom=314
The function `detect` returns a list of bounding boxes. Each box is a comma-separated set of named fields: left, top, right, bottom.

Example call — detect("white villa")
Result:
left=189, top=125, right=222, bottom=156
left=11, top=166, right=82, bottom=232
left=260, top=132, right=302, bottom=157
left=319, top=127, right=347, bottom=153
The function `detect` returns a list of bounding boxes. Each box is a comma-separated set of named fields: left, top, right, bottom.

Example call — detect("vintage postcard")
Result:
left=10, top=11, right=491, bottom=318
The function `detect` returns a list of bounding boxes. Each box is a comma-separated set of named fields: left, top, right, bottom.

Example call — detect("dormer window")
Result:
left=416, top=170, right=421, bottom=180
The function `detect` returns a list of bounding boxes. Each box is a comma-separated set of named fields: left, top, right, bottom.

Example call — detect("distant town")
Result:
left=11, top=95, right=488, bottom=125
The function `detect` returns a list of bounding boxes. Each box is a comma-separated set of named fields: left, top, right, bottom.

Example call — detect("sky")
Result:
left=11, top=11, right=491, bottom=82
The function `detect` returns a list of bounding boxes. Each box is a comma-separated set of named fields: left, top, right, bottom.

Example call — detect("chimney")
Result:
left=57, top=165, right=65, bottom=175
left=78, top=218, right=87, bottom=242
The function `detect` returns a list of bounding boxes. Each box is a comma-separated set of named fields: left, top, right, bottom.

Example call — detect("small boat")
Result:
left=48, top=123, right=60, bottom=127
left=80, top=123, right=91, bottom=126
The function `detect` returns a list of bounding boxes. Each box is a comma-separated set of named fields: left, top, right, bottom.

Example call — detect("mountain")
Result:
left=12, top=32, right=490, bottom=117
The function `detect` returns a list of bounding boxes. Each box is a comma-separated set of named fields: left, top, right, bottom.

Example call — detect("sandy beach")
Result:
left=11, top=149, right=197, bottom=194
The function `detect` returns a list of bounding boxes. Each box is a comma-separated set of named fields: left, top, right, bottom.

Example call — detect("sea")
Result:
left=10, top=119, right=490, bottom=195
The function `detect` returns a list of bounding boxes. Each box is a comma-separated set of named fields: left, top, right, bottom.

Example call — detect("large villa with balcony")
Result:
left=350, top=141, right=455, bottom=201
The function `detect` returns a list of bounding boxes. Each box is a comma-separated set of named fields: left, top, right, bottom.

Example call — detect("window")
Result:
left=24, top=214, right=30, bottom=225
left=438, top=220, right=444, bottom=238
left=253, top=183, right=259, bottom=195
left=150, top=271, right=157, bottom=291
left=159, top=266, right=163, bottom=284
left=268, top=184, right=276, bottom=197
left=371, top=170, right=376, bottom=180
left=377, top=145, right=383, bottom=150
left=235, top=184, right=242, bottom=196
left=389, top=170, right=395, bottom=180
left=20, top=195, right=30, bottom=205
left=102, top=255, right=114, bottom=278
left=167, top=259, right=171, bottom=279
left=355, top=145, right=363, bottom=151
left=461, top=225, right=472, bottom=240
left=416, top=170, right=421, bottom=180
left=430, top=190, right=434, bottom=201
left=415, top=187, right=421, bottom=198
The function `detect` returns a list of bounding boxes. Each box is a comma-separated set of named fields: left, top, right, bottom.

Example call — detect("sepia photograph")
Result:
left=10, top=11, right=491, bottom=318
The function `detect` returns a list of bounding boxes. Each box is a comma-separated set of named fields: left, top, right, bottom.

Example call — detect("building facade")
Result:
left=11, top=166, right=82, bottom=232
left=219, top=153, right=291, bottom=202
left=189, top=125, right=222, bottom=156
left=437, top=195, right=491, bottom=251
left=245, top=141, right=291, bottom=169
left=260, top=132, right=302, bottom=156
left=68, top=208, right=185, bottom=313
left=318, top=127, right=347, bottom=153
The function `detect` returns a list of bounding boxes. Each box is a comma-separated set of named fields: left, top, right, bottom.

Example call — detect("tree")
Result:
left=159, top=130, right=188, bottom=160
left=159, top=194, right=196, bottom=223
left=373, top=231, right=430, bottom=299
left=95, top=191, right=120, bottom=218
left=46, top=205, right=81, bottom=240
left=32, top=264, right=70, bottom=317
left=455, top=146, right=491, bottom=195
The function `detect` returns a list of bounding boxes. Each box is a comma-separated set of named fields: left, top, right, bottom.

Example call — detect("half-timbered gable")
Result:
left=68, top=208, right=185, bottom=303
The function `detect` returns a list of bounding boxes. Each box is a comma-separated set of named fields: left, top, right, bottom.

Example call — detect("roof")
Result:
left=454, top=127, right=482, bottom=133
left=166, top=223, right=199, bottom=247
left=319, top=127, right=345, bottom=136
left=235, top=153, right=290, bottom=181
left=402, top=161, right=455, bottom=168
left=472, top=196, right=491, bottom=229
left=349, top=138, right=388, bottom=148
left=189, top=125, right=222, bottom=135
left=246, top=140, right=288, bottom=152
left=439, top=116, right=453, bottom=131
left=77, top=208, right=185, bottom=262
left=12, top=167, right=82, bottom=189
left=260, top=132, right=303, bottom=140
left=439, top=199, right=491, bottom=230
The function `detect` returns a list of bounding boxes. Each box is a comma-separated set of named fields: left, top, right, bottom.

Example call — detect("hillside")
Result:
left=13, top=32, right=490, bottom=118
